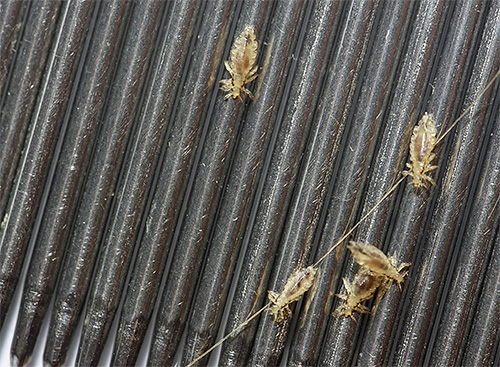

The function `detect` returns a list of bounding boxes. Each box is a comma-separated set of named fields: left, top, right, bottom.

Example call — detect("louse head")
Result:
left=404, top=170, right=436, bottom=191
left=232, top=88, right=244, bottom=102
left=269, top=304, right=291, bottom=324
left=333, top=303, right=357, bottom=321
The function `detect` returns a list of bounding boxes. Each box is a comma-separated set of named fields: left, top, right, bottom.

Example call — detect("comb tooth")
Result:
left=2, top=1, right=500, bottom=367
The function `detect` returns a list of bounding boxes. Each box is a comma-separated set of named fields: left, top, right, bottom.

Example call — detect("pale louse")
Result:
left=333, top=268, right=387, bottom=321
left=348, top=241, right=410, bottom=289
left=220, top=26, right=259, bottom=102
left=335, top=242, right=409, bottom=320
left=403, top=112, right=438, bottom=189
left=268, top=265, right=317, bottom=323
left=403, top=68, right=500, bottom=190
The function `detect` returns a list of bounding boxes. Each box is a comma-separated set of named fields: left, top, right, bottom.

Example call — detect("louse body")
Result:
left=220, top=26, right=259, bottom=102
left=334, top=268, right=386, bottom=321
left=335, top=242, right=410, bottom=320
left=268, top=265, right=317, bottom=323
left=348, top=241, right=410, bottom=288
left=403, top=112, right=438, bottom=189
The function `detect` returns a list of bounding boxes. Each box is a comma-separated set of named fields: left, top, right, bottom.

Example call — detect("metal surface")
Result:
left=393, top=3, right=500, bottom=365
left=429, top=72, right=500, bottom=367
left=182, top=1, right=308, bottom=365
left=111, top=1, right=202, bottom=365
left=11, top=1, right=130, bottom=365
left=220, top=0, right=344, bottom=365
left=73, top=1, right=171, bottom=365
left=0, top=0, right=60, bottom=220
left=290, top=2, right=414, bottom=366
left=462, top=220, right=500, bottom=367
left=249, top=1, right=380, bottom=365
left=0, top=1, right=499, bottom=366
left=44, top=1, right=166, bottom=364
left=147, top=1, right=273, bottom=366
left=0, top=0, right=94, bottom=335
left=358, top=1, right=489, bottom=365
left=0, top=0, right=27, bottom=108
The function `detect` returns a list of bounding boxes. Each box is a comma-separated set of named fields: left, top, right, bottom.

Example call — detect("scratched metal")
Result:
left=1, top=1, right=500, bottom=366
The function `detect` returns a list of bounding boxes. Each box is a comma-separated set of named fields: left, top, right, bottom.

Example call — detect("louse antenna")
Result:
left=186, top=302, right=270, bottom=367
left=435, top=68, right=500, bottom=145
left=186, top=69, right=500, bottom=366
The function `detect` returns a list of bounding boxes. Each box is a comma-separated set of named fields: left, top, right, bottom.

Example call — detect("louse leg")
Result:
left=426, top=166, right=438, bottom=173
left=423, top=164, right=438, bottom=175
left=246, top=71, right=258, bottom=83
left=397, top=262, right=412, bottom=277
left=402, top=165, right=414, bottom=180
left=340, top=304, right=370, bottom=322
left=267, top=290, right=279, bottom=319
left=342, top=277, right=353, bottom=295
left=272, top=306, right=290, bottom=324
left=403, top=165, right=436, bottom=190
left=372, top=279, right=392, bottom=314
left=421, top=175, right=436, bottom=188
left=388, top=257, right=411, bottom=290
left=335, top=293, right=347, bottom=302
left=243, top=88, right=254, bottom=100
left=268, top=290, right=279, bottom=304
left=219, top=78, right=232, bottom=91
left=224, top=60, right=236, bottom=79
left=355, top=304, right=371, bottom=315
